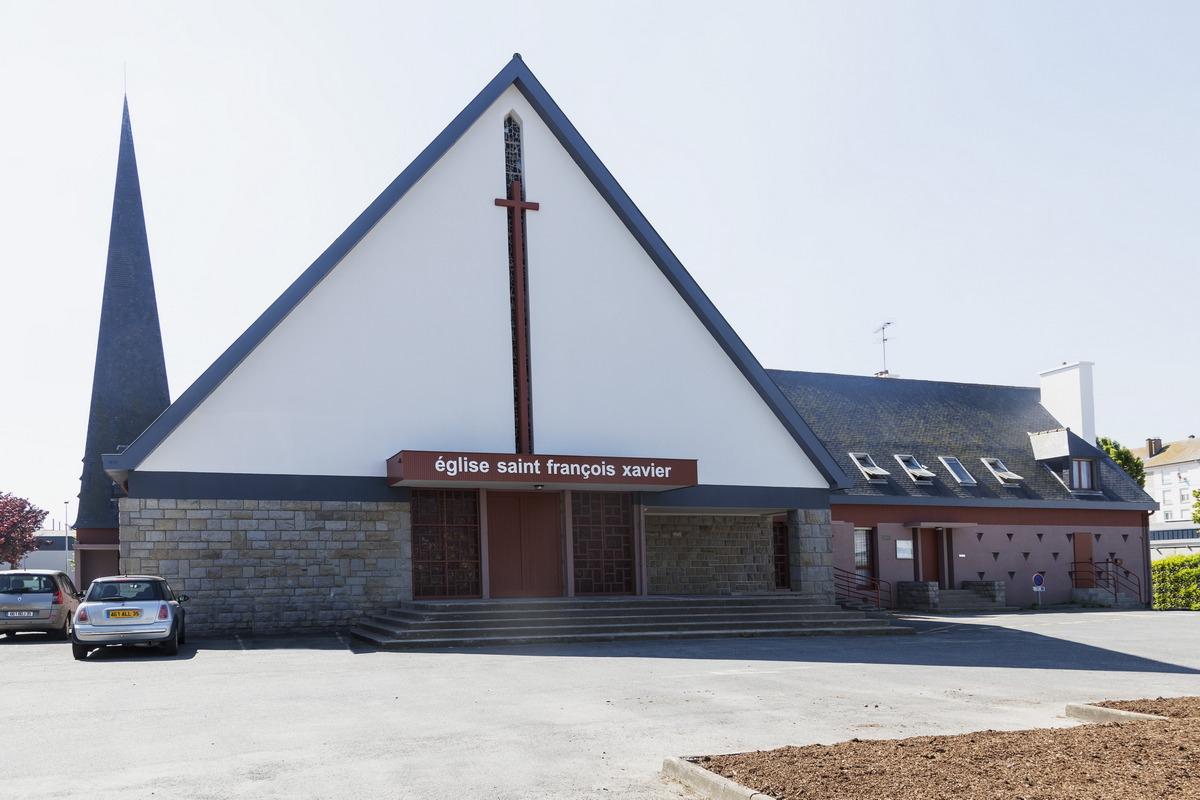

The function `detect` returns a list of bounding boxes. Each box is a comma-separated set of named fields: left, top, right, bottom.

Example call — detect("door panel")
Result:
left=487, top=493, right=563, bottom=598
left=78, top=549, right=119, bottom=592
left=853, top=528, right=875, bottom=585
left=487, top=494, right=525, bottom=598
left=918, top=528, right=941, bottom=586
left=1073, top=532, right=1095, bottom=588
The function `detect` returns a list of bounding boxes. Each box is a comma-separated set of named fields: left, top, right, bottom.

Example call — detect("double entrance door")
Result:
left=487, top=492, right=563, bottom=598
left=410, top=488, right=637, bottom=600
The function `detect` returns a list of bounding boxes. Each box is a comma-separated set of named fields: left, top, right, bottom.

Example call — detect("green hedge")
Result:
left=1152, top=553, right=1200, bottom=610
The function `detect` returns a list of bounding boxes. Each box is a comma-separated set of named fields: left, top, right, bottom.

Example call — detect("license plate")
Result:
left=5, top=611, right=36, bottom=618
left=108, top=609, right=141, bottom=619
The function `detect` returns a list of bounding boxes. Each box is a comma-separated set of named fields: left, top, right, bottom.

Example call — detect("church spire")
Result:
left=74, top=97, right=170, bottom=530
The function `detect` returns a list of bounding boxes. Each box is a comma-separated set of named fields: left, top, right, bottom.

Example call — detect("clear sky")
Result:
left=2, top=1, right=1197, bottom=527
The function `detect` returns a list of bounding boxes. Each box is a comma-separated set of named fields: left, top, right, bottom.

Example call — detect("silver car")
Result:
left=71, top=575, right=188, bottom=660
left=0, top=570, right=82, bottom=639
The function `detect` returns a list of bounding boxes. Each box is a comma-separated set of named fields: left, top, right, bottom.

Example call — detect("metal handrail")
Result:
left=1069, top=559, right=1143, bottom=605
left=833, top=566, right=893, bottom=610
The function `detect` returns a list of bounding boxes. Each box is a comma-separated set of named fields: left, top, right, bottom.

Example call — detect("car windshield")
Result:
left=87, top=581, right=162, bottom=602
left=0, top=575, right=54, bottom=594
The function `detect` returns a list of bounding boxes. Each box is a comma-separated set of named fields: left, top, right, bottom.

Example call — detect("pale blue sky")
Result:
left=2, top=1, right=1196, bottom=523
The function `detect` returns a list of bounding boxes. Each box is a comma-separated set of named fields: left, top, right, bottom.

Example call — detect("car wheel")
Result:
left=162, top=623, right=179, bottom=656
left=178, top=618, right=187, bottom=646
left=72, top=643, right=90, bottom=661
left=55, top=616, right=72, bottom=640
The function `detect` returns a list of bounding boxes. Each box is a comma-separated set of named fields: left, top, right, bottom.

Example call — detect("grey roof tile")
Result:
left=768, top=370, right=1153, bottom=508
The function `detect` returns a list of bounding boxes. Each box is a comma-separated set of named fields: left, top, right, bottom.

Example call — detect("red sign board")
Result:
left=387, top=450, right=698, bottom=489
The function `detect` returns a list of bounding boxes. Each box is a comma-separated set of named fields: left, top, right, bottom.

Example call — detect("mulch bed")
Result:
left=695, top=697, right=1200, bottom=799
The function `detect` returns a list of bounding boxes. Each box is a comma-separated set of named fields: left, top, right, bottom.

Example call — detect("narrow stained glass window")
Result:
left=504, top=115, right=523, bottom=189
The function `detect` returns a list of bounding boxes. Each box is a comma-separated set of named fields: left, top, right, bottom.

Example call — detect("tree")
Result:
left=0, top=493, right=49, bottom=567
left=1096, top=436, right=1145, bottom=489
left=1192, top=489, right=1200, bottom=525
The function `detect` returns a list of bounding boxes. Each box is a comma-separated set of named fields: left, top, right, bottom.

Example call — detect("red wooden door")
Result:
left=918, top=528, right=941, bottom=586
left=488, top=493, right=563, bottom=598
left=1073, top=532, right=1095, bottom=588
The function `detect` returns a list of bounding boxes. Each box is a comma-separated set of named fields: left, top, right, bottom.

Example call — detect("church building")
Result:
left=99, top=56, right=851, bottom=634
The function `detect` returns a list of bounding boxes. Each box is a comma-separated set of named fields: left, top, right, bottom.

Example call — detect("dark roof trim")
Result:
left=105, top=57, right=847, bottom=490
left=832, top=494, right=1158, bottom=512
left=125, top=471, right=410, bottom=503
left=640, top=485, right=831, bottom=512
left=121, top=471, right=828, bottom=511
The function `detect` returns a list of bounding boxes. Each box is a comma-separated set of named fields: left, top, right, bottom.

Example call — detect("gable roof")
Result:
left=104, top=56, right=848, bottom=490
left=1132, top=437, right=1200, bottom=469
left=768, top=370, right=1155, bottom=510
left=76, top=97, right=171, bottom=528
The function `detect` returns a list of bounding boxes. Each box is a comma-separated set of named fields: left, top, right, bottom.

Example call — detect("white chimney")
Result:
left=1038, top=361, right=1095, bottom=444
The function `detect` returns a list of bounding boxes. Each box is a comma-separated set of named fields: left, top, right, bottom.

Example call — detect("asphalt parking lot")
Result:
left=4, top=610, right=1198, bottom=799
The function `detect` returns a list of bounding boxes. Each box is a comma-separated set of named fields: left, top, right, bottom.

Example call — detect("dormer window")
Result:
left=1071, top=459, right=1094, bottom=491
left=849, top=453, right=890, bottom=482
left=894, top=454, right=935, bottom=483
left=939, top=456, right=977, bottom=486
left=981, top=457, right=1023, bottom=486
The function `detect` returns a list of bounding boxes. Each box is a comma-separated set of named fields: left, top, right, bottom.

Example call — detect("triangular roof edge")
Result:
left=105, top=56, right=849, bottom=490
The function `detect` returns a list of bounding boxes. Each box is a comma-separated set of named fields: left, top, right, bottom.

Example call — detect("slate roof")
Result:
left=103, top=56, right=847, bottom=491
left=75, top=98, right=170, bottom=529
left=1132, top=437, right=1200, bottom=469
left=767, top=370, right=1155, bottom=510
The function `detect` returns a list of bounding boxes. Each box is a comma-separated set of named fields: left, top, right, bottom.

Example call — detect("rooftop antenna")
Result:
left=874, top=321, right=893, bottom=377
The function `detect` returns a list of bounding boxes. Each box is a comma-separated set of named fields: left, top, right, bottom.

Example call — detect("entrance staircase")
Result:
left=933, top=588, right=1017, bottom=614
left=350, top=595, right=913, bottom=649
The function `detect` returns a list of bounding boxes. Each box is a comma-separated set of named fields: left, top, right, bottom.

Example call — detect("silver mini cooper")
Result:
left=71, top=575, right=188, bottom=660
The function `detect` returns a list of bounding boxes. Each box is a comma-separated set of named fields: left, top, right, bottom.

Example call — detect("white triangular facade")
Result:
left=137, top=87, right=827, bottom=490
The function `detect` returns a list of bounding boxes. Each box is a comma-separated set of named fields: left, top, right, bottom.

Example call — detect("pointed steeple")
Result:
left=74, top=97, right=170, bottom=529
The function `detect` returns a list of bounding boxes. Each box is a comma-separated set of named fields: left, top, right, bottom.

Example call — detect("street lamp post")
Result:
left=63, top=501, right=71, bottom=576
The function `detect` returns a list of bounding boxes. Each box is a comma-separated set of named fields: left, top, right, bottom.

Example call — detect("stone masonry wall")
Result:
left=118, top=498, right=410, bottom=635
left=788, top=508, right=835, bottom=603
left=897, top=581, right=939, bottom=611
left=961, top=580, right=1006, bottom=603
left=644, top=514, right=776, bottom=595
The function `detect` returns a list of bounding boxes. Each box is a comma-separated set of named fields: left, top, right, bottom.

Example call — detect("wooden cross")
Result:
left=496, top=178, right=539, bottom=454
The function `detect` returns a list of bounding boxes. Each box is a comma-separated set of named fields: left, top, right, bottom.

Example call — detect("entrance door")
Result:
left=918, top=528, right=941, bottom=586
left=488, top=492, right=563, bottom=598
left=77, top=548, right=119, bottom=592
left=853, top=528, right=875, bottom=585
left=1072, top=532, right=1095, bottom=588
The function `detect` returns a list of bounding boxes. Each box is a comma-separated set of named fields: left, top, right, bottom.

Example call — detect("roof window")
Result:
left=894, top=454, right=936, bottom=483
left=981, top=457, right=1023, bottom=486
left=849, top=453, right=890, bottom=482
left=938, top=456, right=977, bottom=486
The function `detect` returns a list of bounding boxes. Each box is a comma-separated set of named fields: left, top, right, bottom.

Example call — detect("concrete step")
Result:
left=373, top=609, right=861, bottom=631
left=385, top=598, right=843, bottom=616
left=350, top=623, right=912, bottom=652
left=355, top=611, right=888, bottom=636
left=926, top=588, right=1015, bottom=614
left=351, top=596, right=914, bottom=649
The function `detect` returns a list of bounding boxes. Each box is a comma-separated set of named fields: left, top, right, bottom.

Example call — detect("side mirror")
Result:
left=178, top=595, right=189, bottom=603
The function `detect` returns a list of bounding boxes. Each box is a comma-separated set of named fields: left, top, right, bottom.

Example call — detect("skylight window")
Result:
left=939, top=456, right=977, bottom=486
left=849, top=453, right=890, bottom=482
left=981, top=457, right=1023, bottom=486
left=894, top=454, right=936, bottom=483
